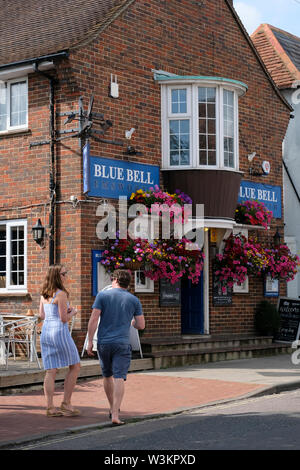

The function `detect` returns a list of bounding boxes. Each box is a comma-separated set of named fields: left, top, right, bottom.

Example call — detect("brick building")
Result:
left=0, top=0, right=292, bottom=350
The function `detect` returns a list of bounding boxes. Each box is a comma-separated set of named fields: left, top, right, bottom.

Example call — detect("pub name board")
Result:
left=238, top=181, right=282, bottom=218
left=83, top=151, right=160, bottom=199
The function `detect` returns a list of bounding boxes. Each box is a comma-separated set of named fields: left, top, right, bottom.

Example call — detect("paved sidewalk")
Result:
left=1, top=354, right=300, bottom=448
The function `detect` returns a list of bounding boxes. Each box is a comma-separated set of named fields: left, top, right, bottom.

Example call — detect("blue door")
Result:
left=181, top=275, right=204, bottom=334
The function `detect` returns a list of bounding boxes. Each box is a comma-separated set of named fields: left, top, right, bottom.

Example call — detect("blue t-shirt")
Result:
left=92, top=288, right=143, bottom=345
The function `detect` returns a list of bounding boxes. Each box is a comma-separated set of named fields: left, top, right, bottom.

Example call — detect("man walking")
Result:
left=87, top=269, right=145, bottom=425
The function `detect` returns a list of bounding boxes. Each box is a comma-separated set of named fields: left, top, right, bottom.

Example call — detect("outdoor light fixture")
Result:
left=273, top=228, right=282, bottom=247
left=32, top=219, right=45, bottom=245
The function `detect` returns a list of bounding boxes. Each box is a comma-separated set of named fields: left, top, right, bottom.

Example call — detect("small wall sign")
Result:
left=264, top=274, right=279, bottom=297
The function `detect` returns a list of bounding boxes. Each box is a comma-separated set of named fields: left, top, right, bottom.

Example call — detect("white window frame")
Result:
left=161, top=82, right=240, bottom=171
left=233, top=227, right=248, bottom=294
left=135, top=270, right=154, bottom=293
left=0, top=219, right=27, bottom=293
left=0, top=76, right=28, bottom=133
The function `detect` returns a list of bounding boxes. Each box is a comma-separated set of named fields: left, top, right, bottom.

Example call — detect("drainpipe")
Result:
left=33, top=63, right=56, bottom=265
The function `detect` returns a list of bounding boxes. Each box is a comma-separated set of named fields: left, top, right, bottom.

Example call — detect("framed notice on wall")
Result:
left=264, top=274, right=279, bottom=297
left=159, top=279, right=181, bottom=306
left=212, top=273, right=232, bottom=306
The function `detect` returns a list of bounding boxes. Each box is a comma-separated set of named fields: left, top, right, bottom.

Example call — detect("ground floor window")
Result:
left=0, top=219, right=27, bottom=292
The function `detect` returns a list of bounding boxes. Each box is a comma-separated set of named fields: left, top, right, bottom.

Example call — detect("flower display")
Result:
left=235, top=200, right=273, bottom=229
left=101, top=238, right=147, bottom=271
left=101, top=237, right=204, bottom=284
left=129, top=185, right=192, bottom=221
left=214, top=234, right=300, bottom=289
left=101, top=187, right=205, bottom=284
left=143, top=238, right=204, bottom=284
left=264, top=244, right=300, bottom=281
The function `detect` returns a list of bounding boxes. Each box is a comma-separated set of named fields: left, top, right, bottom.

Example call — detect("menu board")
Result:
left=275, top=298, right=300, bottom=343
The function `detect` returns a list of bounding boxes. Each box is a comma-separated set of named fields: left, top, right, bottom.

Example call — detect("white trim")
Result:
left=0, top=219, right=27, bottom=293
left=161, top=81, right=241, bottom=171
left=0, top=76, right=28, bottom=133
left=0, top=61, right=54, bottom=81
left=203, top=230, right=209, bottom=334
left=134, top=270, right=154, bottom=293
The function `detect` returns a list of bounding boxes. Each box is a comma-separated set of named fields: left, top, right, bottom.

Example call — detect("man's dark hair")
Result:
left=112, top=269, right=131, bottom=288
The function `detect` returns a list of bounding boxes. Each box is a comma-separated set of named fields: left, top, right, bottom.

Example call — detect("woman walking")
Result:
left=39, top=264, right=81, bottom=417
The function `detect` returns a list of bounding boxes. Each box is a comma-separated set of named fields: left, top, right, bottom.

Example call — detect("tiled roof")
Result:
left=251, top=24, right=300, bottom=89
left=0, top=0, right=134, bottom=66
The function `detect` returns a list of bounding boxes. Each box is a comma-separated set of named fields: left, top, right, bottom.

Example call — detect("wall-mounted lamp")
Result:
left=273, top=228, right=282, bottom=247
left=32, top=219, right=45, bottom=246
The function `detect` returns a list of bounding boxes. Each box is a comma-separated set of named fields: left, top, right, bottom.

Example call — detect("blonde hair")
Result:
left=41, top=264, right=69, bottom=300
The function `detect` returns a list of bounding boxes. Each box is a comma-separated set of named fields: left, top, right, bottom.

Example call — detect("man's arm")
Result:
left=132, top=314, right=145, bottom=330
left=87, top=308, right=101, bottom=356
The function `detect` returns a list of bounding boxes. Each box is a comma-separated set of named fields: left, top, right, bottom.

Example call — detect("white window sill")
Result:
left=0, top=128, right=30, bottom=137
left=0, top=291, right=29, bottom=297
left=161, top=167, right=243, bottom=175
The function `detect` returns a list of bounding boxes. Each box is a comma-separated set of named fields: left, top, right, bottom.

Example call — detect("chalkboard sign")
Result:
left=159, top=279, right=181, bottom=306
left=275, top=297, right=300, bottom=343
left=212, top=274, right=232, bottom=306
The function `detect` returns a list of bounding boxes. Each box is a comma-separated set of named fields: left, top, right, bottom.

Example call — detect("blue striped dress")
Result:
left=40, top=290, right=80, bottom=370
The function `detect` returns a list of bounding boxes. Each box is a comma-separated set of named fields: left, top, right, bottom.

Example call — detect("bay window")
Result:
left=160, top=77, right=247, bottom=171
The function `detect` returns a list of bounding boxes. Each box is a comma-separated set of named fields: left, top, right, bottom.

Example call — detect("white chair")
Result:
left=5, top=317, right=41, bottom=369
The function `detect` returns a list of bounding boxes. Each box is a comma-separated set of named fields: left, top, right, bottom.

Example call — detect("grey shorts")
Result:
left=97, top=343, right=132, bottom=380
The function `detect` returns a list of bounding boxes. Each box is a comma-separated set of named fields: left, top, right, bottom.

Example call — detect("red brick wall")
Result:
left=0, top=0, right=290, bottom=343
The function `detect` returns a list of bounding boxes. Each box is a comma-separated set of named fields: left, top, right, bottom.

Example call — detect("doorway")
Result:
left=181, top=274, right=204, bottom=334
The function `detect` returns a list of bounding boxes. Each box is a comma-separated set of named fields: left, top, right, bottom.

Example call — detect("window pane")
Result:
left=19, top=256, right=24, bottom=271
left=207, top=119, right=216, bottom=134
left=170, top=120, right=179, bottom=134
left=198, top=87, right=216, bottom=167
left=170, top=151, right=180, bottom=166
left=171, top=88, right=187, bottom=114
left=12, top=241, right=18, bottom=256
left=208, top=151, right=216, bottom=166
left=208, top=135, right=216, bottom=150
left=207, top=104, right=215, bottom=118
left=170, top=134, right=179, bottom=150
left=169, top=120, right=190, bottom=166
left=11, top=271, right=18, bottom=286
left=0, top=84, right=6, bottom=131
left=0, top=226, right=6, bottom=241
left=0, top=257, right=6, bottom=271
left=10, top=81, right=27, bottom=127
left=223, top=89, right=235, bottom=168
left=181, top=151, right=190, bottom=165
left=199, top=119, right=206, bottom=133
left=199, top=135, right=207, bottom=149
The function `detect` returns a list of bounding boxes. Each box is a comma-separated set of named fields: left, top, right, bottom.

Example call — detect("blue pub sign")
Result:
left=238, top=181, right=282, bottom=219
left=83, top=151, right=160, bottom=199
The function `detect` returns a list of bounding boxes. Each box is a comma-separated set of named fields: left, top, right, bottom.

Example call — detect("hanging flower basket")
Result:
left=214, top=233, right=300, bottom=290
left=124, top=260, right=143, bottom=271
left=235, top=200, right=272, bottom=229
